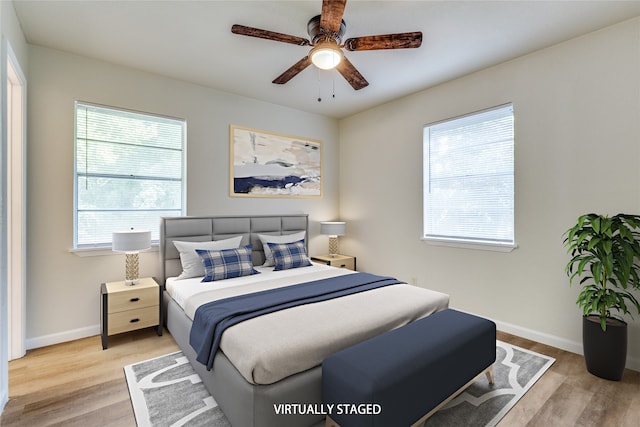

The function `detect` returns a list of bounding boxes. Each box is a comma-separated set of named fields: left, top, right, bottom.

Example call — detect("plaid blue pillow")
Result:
left=196, top=245, right=259, bottom=282
left=267, top=240, right=312, bottom=271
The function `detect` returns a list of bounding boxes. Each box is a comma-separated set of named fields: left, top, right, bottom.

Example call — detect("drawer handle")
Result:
left=130, top=318, right=140, bottom=324
left=130, top=297, right=140, bottom=302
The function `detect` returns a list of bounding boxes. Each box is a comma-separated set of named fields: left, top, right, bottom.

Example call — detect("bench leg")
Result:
left=485, top=365, right=495, bottom=385
left=327, top=365, right=495, bottom=427
left=410, top=364, right=496, bottom=427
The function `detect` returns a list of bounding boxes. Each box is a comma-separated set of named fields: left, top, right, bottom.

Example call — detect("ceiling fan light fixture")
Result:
left=310, top=43, right=342, bottom=70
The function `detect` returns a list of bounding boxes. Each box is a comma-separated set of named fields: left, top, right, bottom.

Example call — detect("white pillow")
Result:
left=258, top=231, right=306, bottom=267
left=173, top=236, right=243, bottom=279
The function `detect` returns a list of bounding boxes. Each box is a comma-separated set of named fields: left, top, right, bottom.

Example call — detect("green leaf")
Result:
left=587, top=236, right=601, bottom=251
left=591, top=262, right=602, bottom=285
left=576, top=231, right=590, bottom=246
left=577, top=214, right=588, bottom=228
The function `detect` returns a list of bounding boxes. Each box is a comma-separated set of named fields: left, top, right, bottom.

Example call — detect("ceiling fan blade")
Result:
left=232, top=24, right=310, bottom=46
left=272, top=56, right=312, bottom=84
left=336, top=56, right=369, bottom=90
left=320, top=0, right=347, bottom=33
left=344, top=31, right=422, bottom=51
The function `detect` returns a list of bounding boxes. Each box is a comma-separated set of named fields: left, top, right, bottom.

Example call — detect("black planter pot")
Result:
left=582, top=315, right=627, bottom=381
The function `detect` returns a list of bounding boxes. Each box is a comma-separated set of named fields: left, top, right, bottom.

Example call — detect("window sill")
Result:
left=69, top=244, right=159, bottom=257
left=422, top=237, right=517, bottom=253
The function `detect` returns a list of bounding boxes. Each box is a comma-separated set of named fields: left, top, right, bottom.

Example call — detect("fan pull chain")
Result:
left=316, top=70, right=337, bottom=102
left=332, top=75, right=336, bottom=99
left=317, top=68, right=322, bottom=102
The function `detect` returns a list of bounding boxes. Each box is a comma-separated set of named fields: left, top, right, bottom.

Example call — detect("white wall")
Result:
left=26, top=46, right=339, bottom=346
left=338, top=18, right=640, bottom=369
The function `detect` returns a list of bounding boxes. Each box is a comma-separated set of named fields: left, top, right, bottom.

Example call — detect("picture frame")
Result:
left=230, top=125, right=323, bottom=198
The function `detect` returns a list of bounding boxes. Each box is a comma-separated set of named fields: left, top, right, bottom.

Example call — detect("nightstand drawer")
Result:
left=108, top=286, right=158, bottom=314
left=328, top=258, right=355, bottom=270
left=311, top=255, right=356, bottom=271
left=108, top=305, right=159, bottom=335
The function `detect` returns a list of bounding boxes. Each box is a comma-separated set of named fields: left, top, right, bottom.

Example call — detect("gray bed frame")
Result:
left=159, top=214, right=323, bottom=427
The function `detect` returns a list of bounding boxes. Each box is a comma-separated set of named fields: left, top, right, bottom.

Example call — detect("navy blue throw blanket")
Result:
left=190, top=272, right=403, bottom=370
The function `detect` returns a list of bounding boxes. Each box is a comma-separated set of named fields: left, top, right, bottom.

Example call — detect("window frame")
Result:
left=72, top=101, right=186, bottom=250
left=422, top=103, right=516, bottom=252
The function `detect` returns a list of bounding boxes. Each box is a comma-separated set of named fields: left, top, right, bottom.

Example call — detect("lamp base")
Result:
left=328, top=236, right=339, bottom=257
left=124, top=252, right=140, bottom=286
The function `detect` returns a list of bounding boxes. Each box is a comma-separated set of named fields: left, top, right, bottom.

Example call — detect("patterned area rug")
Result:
left=124, top=352, right=230, bottom=427
left=422, top=340, right=555, bottom=427
left=124, top=341, right=554, bottom=427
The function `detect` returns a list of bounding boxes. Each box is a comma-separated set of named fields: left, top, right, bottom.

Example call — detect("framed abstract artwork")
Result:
left=230, top=125, right=323, bottom=198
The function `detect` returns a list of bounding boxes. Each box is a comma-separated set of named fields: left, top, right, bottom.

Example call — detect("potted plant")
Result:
left=563, top=213, right=640, bottom=381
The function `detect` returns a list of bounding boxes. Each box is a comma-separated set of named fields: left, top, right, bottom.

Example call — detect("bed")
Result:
left=159, top=214, right=449, bottom=427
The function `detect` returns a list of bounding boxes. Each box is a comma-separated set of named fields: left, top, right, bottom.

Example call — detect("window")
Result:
left=74, top=102, right=185, bottom=248
left=423, top=104, right=514, bottom=250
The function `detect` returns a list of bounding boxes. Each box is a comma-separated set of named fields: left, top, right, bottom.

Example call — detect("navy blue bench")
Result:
left=322, top=309, right=496, bottom=427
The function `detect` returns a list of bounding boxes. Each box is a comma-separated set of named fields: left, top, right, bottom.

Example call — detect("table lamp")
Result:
left=320, top=221, right=346, bottom=257
left=112, top=229, right=151, bottom=285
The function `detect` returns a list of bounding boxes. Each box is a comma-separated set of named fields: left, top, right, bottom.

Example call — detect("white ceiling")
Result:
left=12, top=0, right=640, bottom=118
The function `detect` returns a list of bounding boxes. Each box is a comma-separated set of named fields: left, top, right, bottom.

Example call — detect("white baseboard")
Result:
left=26, top=324, right=100, bottom=350
left=453, top=308, right=640, bottom=373
left=23, top=314, right=640, bottom=373
left=1, top=390, right=7, bottom=415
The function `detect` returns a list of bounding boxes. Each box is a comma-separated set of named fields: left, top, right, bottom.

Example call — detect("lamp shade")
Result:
left=112, top=230, right=151, bottom=252
left=320, top=222, right=346, bottom=236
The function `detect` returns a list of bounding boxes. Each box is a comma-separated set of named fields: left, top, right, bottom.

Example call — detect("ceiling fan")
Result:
left=231, top=0, right=422, bottom=90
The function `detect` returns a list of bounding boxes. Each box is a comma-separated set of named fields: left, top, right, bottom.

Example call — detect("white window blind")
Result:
left=423, top=104, right=514, bottom=247
left=74, top=102, right=185, bottom=248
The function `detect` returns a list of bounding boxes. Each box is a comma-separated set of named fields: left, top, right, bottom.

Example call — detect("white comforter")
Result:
left=166, top=263, right=449, bottom=385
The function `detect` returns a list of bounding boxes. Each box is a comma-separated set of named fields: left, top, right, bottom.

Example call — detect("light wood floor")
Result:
left=1, top=328, right=179, bottom=427
left=1, top=329, right=639, bottom=426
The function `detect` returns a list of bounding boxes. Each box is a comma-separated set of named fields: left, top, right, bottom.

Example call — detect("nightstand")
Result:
left=311, top=254, right=356, bottom=271
left=101, top=277, right=162, bottom=349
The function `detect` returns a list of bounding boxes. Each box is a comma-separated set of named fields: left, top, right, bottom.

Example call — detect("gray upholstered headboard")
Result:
left=159, top=214, right=309, bottom=284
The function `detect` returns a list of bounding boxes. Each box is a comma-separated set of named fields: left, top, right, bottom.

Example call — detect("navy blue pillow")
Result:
left=196, top=245, right=259, bottom=282
left=267, top=240, right=312, bottom=271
